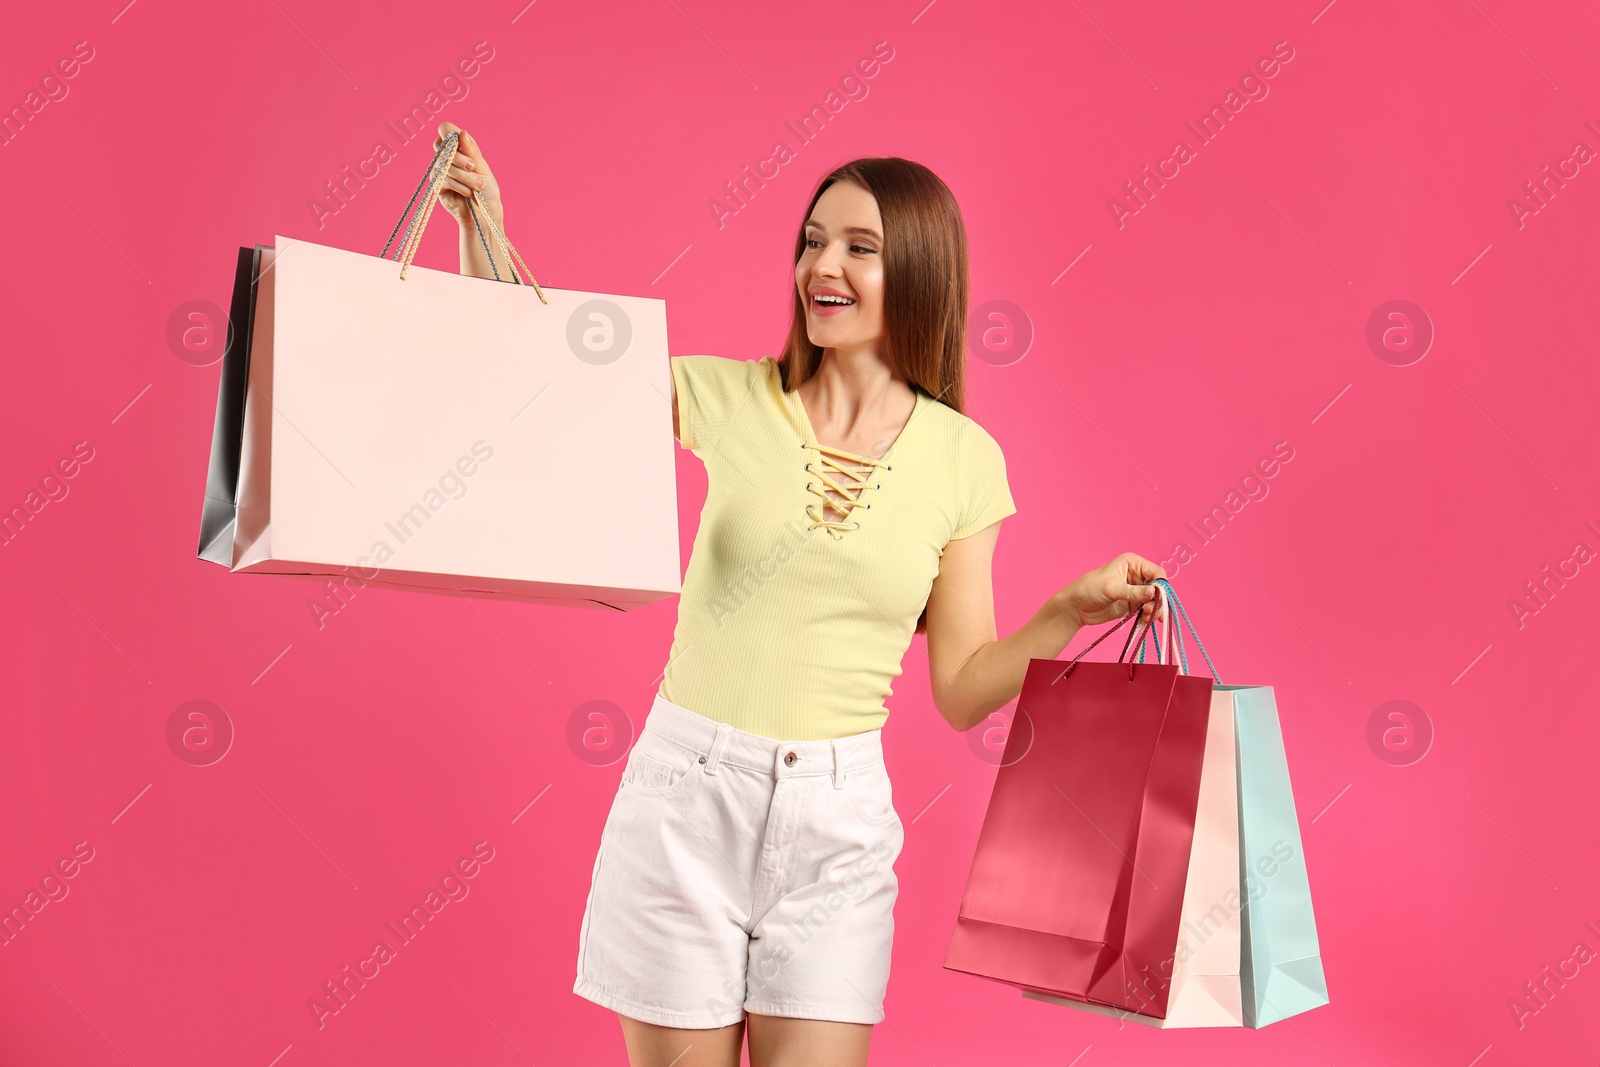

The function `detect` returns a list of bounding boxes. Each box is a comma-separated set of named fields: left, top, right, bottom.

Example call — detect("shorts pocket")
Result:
left=846, top=760, right=899, bottom=825
left=618, top=735, right=702, bottom=798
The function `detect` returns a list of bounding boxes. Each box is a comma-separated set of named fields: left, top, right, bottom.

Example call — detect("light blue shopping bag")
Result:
left=1140, top=580, right=1330, bottom=1027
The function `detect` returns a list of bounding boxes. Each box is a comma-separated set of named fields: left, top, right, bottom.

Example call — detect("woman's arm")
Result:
left=924, top=536, right=1167, bottom=732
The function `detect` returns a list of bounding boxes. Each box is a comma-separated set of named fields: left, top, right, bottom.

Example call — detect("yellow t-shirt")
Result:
left=658, top=354, right=1017, bottom=741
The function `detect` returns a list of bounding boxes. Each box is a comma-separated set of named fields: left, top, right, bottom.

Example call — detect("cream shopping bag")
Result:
left=198, top=133, right=680, bottom=611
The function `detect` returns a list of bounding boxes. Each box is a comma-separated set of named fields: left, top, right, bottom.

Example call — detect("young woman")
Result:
left=433, top=120, right=1169, bottom=1067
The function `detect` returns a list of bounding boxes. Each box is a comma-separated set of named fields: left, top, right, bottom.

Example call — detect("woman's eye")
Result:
left=803, top=237, right=877, bottom=254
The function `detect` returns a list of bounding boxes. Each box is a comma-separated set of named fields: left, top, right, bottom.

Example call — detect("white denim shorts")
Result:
left=573, top=693, right=906, bottom=1028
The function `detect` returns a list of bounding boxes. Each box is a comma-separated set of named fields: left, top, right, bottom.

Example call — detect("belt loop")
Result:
left=704, top=723, right=732, bottom=775
left=832, top=741, right=846, bottom=789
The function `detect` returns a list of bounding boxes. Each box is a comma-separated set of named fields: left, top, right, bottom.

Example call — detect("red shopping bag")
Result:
left=944, top=598, right=1215, bottom=1017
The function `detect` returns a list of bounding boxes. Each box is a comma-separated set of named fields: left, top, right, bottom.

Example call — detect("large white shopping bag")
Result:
left=198, top=133, right=680, bottom=612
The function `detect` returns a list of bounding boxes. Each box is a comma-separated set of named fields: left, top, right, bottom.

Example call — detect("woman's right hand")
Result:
left=431, top=121, right=504, bottom=232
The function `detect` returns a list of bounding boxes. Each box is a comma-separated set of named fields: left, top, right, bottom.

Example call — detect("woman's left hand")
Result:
left=1053, top=552, right=1169, bottom=628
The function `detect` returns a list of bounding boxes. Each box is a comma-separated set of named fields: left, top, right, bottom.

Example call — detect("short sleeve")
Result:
left=670, top=355, right=764, bottom=454
left=951, top=423, right=1017, bottom=539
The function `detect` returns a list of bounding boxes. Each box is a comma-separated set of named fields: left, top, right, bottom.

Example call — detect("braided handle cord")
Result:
left=378, top=131, right=548, bottom=305
left=1048, top=579, right=1222, bottom=684
left=1136, top=579, right=1222, bottom=682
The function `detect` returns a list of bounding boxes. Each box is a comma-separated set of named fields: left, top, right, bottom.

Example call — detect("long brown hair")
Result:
left=778, top=157, right=972, bottom=635
left=776, top=157, right=970, bottom=415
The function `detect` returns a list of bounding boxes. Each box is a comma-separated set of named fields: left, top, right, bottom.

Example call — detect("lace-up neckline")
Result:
left=787, top=383, right=927, bottom=540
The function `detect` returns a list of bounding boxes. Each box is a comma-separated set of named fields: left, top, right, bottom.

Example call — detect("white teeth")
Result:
left=814, top=295, right=854, bottom=305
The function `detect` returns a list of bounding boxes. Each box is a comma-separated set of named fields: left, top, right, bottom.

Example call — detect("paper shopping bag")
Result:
left=1234, top=684, right=1329, bottom=1026
left=1025, top=682, right=1245, bottom=1027
left=196, top=134, right=680, bottom=611
left=196, top=245, right=261, bottom=568
left=944, top=592, right=1215, bottom=1018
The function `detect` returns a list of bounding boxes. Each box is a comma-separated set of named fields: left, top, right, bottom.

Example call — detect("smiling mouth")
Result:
left=811, top=295, right=856, bottom=309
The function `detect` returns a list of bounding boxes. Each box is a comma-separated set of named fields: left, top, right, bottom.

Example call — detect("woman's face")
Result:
left=795, top=181, right=885, bottom=353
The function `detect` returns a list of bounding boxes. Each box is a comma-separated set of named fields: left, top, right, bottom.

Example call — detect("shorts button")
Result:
left=784, top=751, right=797, bottom=766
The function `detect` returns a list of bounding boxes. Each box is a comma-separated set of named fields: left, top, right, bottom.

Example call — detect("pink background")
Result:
left=3, top=0, right=1597, bottom=1063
